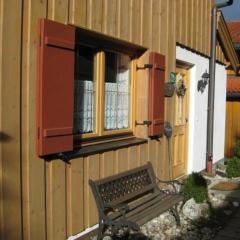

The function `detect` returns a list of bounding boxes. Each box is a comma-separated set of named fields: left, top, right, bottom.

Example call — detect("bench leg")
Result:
left=98, top=219, right=108, bottom=240
left=97, top=222, right=103, bottom=240
left=170, top=205, right=181, bottom=226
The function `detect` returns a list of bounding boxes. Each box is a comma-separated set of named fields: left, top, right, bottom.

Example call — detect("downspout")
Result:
left=207, top=0, right=233, bottom=173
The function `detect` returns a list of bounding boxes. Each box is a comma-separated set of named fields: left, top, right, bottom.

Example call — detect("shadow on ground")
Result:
left=111, top=195, right=240, bottom=240
left=111, top=232, right=150, bottom=240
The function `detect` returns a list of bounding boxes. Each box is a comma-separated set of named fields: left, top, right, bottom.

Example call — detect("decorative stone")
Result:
left=199, top=203, right=210, bottom=217
left=161, top=213, right=176, bottom=226
left=182, top=198, right=202, bottom=220
left=232, top=201, right=239, bottom=207
left=224, top=210, right=232, bottom=215
left=211, top=197, right=218, bottom=202
left=102, top=236, right=112, bottom=240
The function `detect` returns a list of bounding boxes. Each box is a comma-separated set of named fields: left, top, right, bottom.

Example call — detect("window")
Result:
left=74, top=47, right=133, bottom=139
left=104, top=52, right=131, bottom=130
left=74, top=46, right=96, bottom=134
left=37, top=18, right=148, bottom=156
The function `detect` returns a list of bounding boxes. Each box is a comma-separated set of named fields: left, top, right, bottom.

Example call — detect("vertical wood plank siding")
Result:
left=225, top=101, right=240, bottom=158
left=22, top=0, right=47, bottom=238
left=0, top=1, right=22, bottom=239
left=46, top=3, right=70, bottom=240
left=0, top=1, right=228, bottom=240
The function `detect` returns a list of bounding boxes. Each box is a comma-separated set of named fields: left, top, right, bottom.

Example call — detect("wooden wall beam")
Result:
left=21, top=0, right=47, bottom=239
left=45, top=2, right=70, bottom=239
left=102, top=0, right=117, bottom=36
left=0, top=1, right=22, bottom=239
left=69, top=0, right=87, bottom=27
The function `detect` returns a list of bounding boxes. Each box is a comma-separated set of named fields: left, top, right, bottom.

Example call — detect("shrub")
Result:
left=183, top=172, right=208, bottom=203
left=233, top=140, right=240, bottom=158
left=226, top=157, right=240, bottom=178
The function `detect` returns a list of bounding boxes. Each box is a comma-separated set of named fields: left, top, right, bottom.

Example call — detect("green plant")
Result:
left=233, top=140, right=240, bottom=158
left=226, top=157, right=240, bottom=178
left=183, top=172, right=208, bottom=203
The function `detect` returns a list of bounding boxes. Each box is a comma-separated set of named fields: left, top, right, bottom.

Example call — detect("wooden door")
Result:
left=172, top=68, right=189, bottom=179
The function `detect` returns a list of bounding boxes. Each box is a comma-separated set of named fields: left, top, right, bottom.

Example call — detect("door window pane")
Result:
left=175, top=73, right=186, bottom=125
left=104, top=52, right=131, bottom=130
left=74, top=46, right=96, bottom=134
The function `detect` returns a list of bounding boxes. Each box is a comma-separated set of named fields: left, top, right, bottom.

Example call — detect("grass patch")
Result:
left=183, top=172, right=208, bottom=203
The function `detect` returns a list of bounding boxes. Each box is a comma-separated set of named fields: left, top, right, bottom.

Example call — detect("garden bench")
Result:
left=89, top=162, right=183, bottom=240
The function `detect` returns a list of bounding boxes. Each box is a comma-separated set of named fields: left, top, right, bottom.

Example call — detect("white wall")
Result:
left=213, top=64, right=227, bottom=163
left=176, top=46, right=227, bottom=173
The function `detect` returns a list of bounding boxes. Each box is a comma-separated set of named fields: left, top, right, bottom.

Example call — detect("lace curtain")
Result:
left=105, top=69, right=130, bottom=130
left=74, top=80, right=94, bottom=133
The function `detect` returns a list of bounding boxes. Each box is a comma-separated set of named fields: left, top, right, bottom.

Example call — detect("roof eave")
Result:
left=217, top=11, right=240, bottom=74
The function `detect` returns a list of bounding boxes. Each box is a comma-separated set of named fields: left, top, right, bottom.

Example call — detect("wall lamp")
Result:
left=197, top=71, right=210, bottom=93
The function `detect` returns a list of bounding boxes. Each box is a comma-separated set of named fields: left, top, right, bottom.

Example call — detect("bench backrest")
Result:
left=89, top=162, right=157, bottom=212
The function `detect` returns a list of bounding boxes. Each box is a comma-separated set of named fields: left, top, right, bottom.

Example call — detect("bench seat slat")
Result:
left=124, top=192, right=175, bottom=220
left=109, top=191, right=166, bottom=220
left=110, top=194, right=183, bottom=225
left=132, top=195, right=184, bottom=225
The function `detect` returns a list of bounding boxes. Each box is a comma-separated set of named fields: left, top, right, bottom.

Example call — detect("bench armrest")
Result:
left=156, top=177, right=183, bottom=194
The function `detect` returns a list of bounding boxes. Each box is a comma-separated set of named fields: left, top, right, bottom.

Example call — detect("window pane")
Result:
left=104, top=52, right=131, bottom=130
left=175, top=73, right=185, bottom=125
left=74, top=46, right=96, bottom=134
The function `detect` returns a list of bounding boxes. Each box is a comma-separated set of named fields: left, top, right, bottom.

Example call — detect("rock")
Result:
left=211, top=196, right=218, bottom=202
left=223, top=210, right=232, bottom=215
left=201, top=227, right=212, bottom=234
left=164, top=228, right=173, bottom=236
left=199, top=203, right=210, bottom=217
left=182, top=198, right=202, bottom=220
left=153, top=233, right=165, bottom=240
left=184, top=231, right=200, bottom=240
left=232, top=201, right=239, bottom=207
left=161, top=213, right=176, bottom=226
left=102, top=236, right=112, bottom=240
left=215, top=170, right=227, bottom=178
left=216, top=163, right=226, bottom=171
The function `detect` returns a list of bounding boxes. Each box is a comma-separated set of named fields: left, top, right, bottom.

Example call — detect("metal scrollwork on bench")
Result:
left=98, top=169, right=152, bottom=204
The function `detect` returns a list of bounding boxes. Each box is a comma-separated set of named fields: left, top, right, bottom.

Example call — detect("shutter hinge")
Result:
left=136, top=64, right=153, bottom=71
left=135, top=120, right=152, bottom=126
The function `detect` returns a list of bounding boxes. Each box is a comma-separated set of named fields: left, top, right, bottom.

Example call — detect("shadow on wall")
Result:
left=0, top=132, right=12, bottom=142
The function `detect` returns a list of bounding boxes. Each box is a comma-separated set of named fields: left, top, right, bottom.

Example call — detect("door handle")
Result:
left=185, top=118, right=188, bottom=123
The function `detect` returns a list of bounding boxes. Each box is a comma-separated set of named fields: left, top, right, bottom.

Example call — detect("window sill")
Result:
left=44, top=137, right=147, bottom=161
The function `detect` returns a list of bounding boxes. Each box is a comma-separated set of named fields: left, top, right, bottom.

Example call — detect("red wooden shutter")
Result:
left=148, top=52, right=165, bottom=137
left=37, top=19, right=75, bottom=156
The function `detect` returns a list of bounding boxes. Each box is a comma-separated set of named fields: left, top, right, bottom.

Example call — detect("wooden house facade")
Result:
left=224, top=21, right=240, bottom=157
left=0, top=1, right=236, bottom=240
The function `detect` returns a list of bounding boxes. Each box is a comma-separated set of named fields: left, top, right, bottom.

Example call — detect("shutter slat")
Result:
left=45, top=36, right=75, bottom=49
left=148, top=52, right=165, bottom=137
left=43, top=127, right=73, bottom=137
left=37, top=19, right=75, bottom=156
